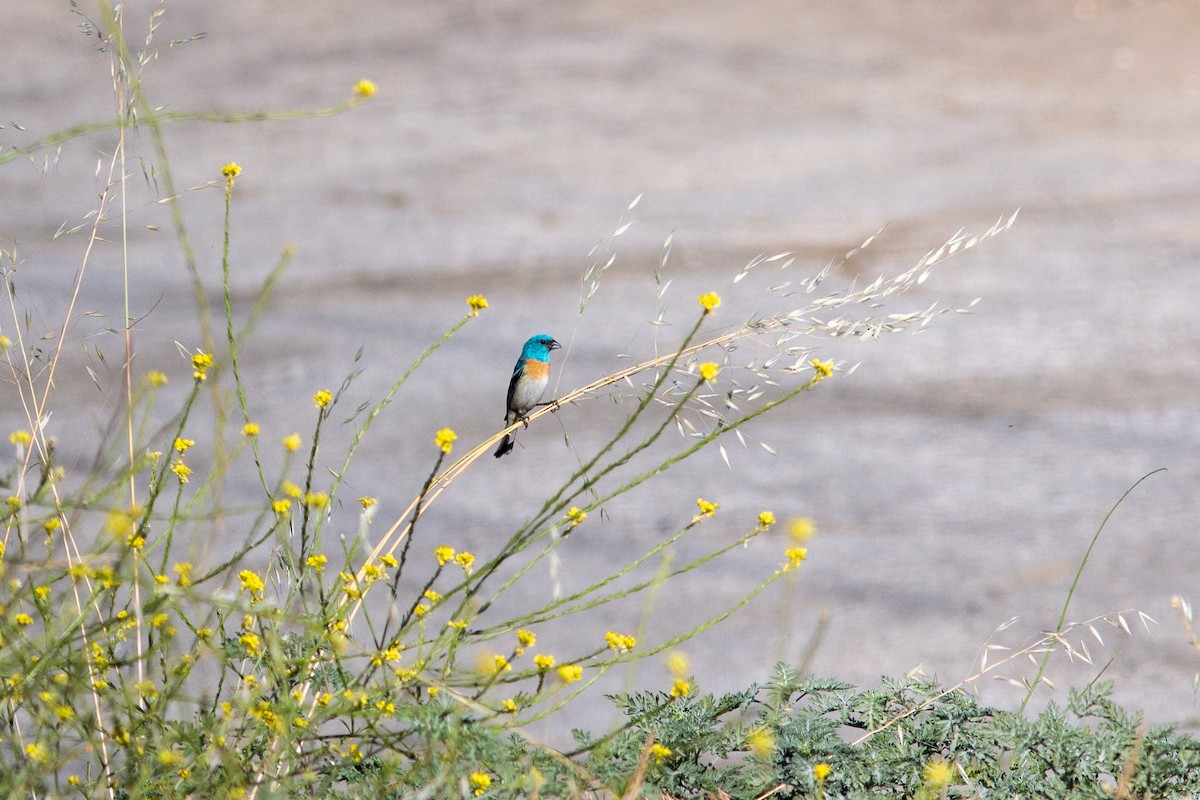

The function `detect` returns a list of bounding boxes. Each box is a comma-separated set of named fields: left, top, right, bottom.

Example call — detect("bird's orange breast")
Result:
left=523, top=359, right=551, bottom=380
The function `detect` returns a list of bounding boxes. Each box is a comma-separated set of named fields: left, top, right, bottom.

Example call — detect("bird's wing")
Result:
left=504, top=359, right=524, bottom=419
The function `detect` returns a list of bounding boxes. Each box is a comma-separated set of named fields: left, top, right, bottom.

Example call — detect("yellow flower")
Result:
left=42, top=518, right=60, bottom=535
left=238, top=569, right=266, bottom=600
left=746, top=728, right=775, bottom=756
left=306, top=554, right=327, bottom=572
left=14, top=612, right=33, bottom=627
left=813, top=762, right=831, bottom=781
left=455, top=551, right=475, bottom=575
left=923, top=758, right=954, bottom=788
left=105, top=506, right=141, bottom=539
left=305, top=491, right=329, bottom=509
left=557, top=664, right=583, bottom=684
left=469, top=772, right=491, bottom=796
left=173, top=562, right=193, bottom=587
left=281, top=480, right=303, bottom=499
left=434, top=545, right=456, bottom=565
left=757, top=510, right=776, bottom=528
left=146, top=370, right=168, bottom=387
left=242, top=422, right=260, bottom=437
left=153, top=574, right=169, bottom=587
left=783, top=547, right=808, bottom=572
left=353, top=79, right=377, bottom=98
left=698, top=362, right=720, bottom=382
left=502, top=698, right=518, bottom=713
left=447, top=619, right=468, bottom=630
left=380, top=553, right=398, bottom=568
left=516, top=629, right=536, bottom=648
left=666, top=650, right=691, bottom=677
left=534, top=654, right=556, bottom=671
left=698, top=292, right=721, bottom=314
left=24, top=742, right=49, bottom=765
left=0, top=334, right=9, bottom=351
left=173, top=437, right=194, bottom=453
left=466, top=294, right=488, bottom=316
left=170, top=460, right=192, bottom=484
left=312, top=389, right=333, bottom=409
left=483, top=654, right=511, bottom=675
left=434, top=428, right=457, bottom=454
left=5, top=496, right=20, bottom=512
left=604, top=631, right=636, bottom=653
left=670, top=678, right=691, bottom=698
left=191, top=351, right=214, bottom=381
left=566, top=507, right=586, bottom=526
left=221, top=162, right=242, bottom=182
left=239, top=632, right=262, bottom=657
left=281, top=433, right=302, bottom=452
left=423, top=589, right=442, bottom=603
left=696, top=498, right=718, bottom=518
left=811, top=358, right=834, bottom=380
left=272, top=498, right=291, bottom=515
left=9, top=430, right=31, bottom=447
left=789, top=517, right=816, bottom=541
left=360, top=496, right=377, bottom=509
left=649, top=742, right=672, bottom=762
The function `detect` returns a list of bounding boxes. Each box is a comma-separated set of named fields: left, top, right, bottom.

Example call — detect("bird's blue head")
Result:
left=521, top=334, right=561, bottom=362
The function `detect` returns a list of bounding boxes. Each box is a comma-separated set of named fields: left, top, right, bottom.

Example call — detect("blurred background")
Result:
left=4, top=0, right=1200, bottom=736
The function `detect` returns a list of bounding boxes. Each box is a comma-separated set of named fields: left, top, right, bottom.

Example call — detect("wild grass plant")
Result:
left=3, top=4, right=1199, bottom=799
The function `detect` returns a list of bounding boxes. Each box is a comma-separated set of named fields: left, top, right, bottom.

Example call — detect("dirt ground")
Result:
left=4, top=0, right=1200, bottom=739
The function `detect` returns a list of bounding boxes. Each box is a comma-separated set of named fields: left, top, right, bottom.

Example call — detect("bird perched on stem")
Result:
left=494, top=334, right=561, bottom=458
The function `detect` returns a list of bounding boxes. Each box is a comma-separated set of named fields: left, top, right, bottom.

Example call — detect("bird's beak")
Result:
left=549, top=339, right=562, bottom=350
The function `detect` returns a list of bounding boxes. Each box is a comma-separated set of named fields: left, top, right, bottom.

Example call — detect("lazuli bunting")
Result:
left=494, top=334, right=561, bottom=458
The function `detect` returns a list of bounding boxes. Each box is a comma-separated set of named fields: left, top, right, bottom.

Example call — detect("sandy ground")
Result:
left=3, top=0, right=1200, bottom=740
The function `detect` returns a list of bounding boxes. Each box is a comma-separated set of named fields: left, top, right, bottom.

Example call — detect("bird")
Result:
left=494, top=334, right=561, bottom=458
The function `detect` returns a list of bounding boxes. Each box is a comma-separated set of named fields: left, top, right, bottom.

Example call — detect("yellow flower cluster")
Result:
left=604, top=631, right=636, bottom=653
left=698, top=292, right=721, bottom=314
left=282, top=433, right=302, bottom=452
left=757, top=510, right=776, bottom=528
left=467, top=294, right=488, bottom=316
left=789, top=517, right=816, bottom=541
left=242, top=422, right=260, bottom=437
left=221, top=162, right=242, bottom=182
left=556, top=664, right=583, bottom=684
left=353, top=79, right=377, bottom=98
left=469, top=772, right=491, bottom=796
left=434, top=428, right=457, bottom=454
left=783, top=547, right=808, bottom=572
left=170, top=461, right=192, bottom=484
left=566, top=507, right=586, bottom=526
left=811, top=358, right=834, bottom=380
left=312, top=389, right=333, bottom=409
left=191, top=351, right=214, bottom=381
left=696, top=498, right=718, bottom=518
left=698, top=362, right=720, bottom=382
left=533, top=654, right=556, bottom=670
left=238, top=569, right=266, bottom=600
